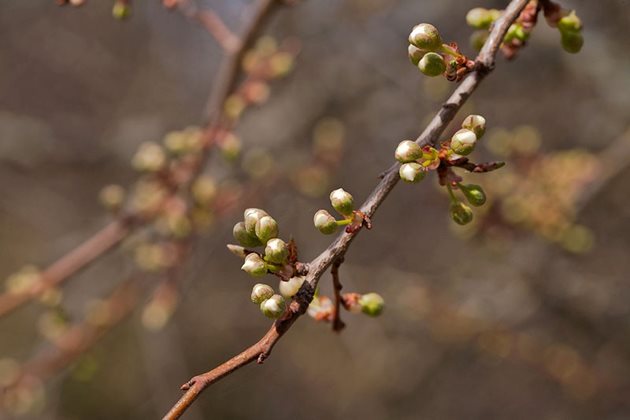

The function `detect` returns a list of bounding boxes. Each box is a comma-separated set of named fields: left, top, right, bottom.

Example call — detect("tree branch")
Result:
left=163, top=0, right=530, bottom=418
left=331, top=257, right=345, bottom=332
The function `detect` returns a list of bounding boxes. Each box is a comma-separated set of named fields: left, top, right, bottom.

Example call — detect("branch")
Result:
left=163, top=0, right=530, bottom=418
left=331, top=257, right=345, bottom=332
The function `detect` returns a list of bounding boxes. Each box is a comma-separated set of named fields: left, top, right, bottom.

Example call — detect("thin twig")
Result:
left=331, top=257, right=345, bottom=332
left=163, top=1, right=530, bottom=418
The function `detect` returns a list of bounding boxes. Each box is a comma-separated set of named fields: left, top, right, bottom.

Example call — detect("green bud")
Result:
left=241, top=253, right=267, bottom=277
left=330, top=188, right=354, bottom=216
left=557, top=11, right=582, bottom=33
left=112, top=2, right=131, bottom=20
left=408, top=23, right=442, bottom=51
left=488, top=9, right=501, bottom=21
left=418, top=52, right=446, bottom=77
left=251, top=283, right=275, bottom=304
left=450, top=129, right=477, bottom=156
left=560, top=30, right=583, bottom=54
left=395, top=140, right=423, bottom=163
left=99, top=184, right=125, bottom=211
left=244, top=208, right=268, bottom=235
left=313, top=209, right=338, bottom=235
left=233, top=222, right=262, bottom=247
left=359, top=293, right=385, bottom=317
left=260, top=294, right=286, bottom=319
left=505, top=24, right=528, bottom=43
left=460, top=184, right=487, bottom=207
left=279, top=276, right=305, bottom=299
left=466, top=8, right=494, bottom=29
left=470, top=30, right=489, bottom=51
left=450, top=202, right=474, bottom=225
left=399, top=163, right=426, bottom=183
left=226, top=244, right=247, bottom=258
left=461, top=114, right=486, bottom=139
left=408, top=44, right=427, bottom=66
left=255, top=215, right=279, bottom=243
left=264, top=238, right=289, bottom=265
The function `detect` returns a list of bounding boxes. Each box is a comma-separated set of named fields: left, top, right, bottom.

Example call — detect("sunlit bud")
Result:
left=241, top=253, right=268, bottom=277
left=461, top=114, right=486, bottom=139
left=330, top=188, right=354, bottom=217
left=279, top=276, right=305, bottom=298
left=191, top=176, right=217, bottom=206
left=260, top=294, right=286, bottom=319
left=132, top=142, right=166, bottom=172
left=408, top=44, right=427, bottom=66
left=557, top=11, right=582, bottom=33
left=399, top=163, right=426, bottom=183
left=251, top=283, right=275, bottom=304
left=408, top=23, right=442, bottom=51
left=264, top=238, right=289, bottom=265
left=112, top=1, right=131, bottom=20
left=244, top=208, right=268, bottom=235
left=450, top=129, right=477, bottom=156
left=450, top=201, right=474, bottom=225
left=470, top=30, right=489, bottom=51
left=460, top=184, right=487, bottom=207
left=359, top=293, right=385, bottom=317
left=233, top=222, right=262, bottom=247
left=99, top=184, right=125, bottom=211
left=418, top=52, right=446, bottom=77
left=466, top=8, right=494, bottom=29
left=395, top=140, right=423, bottom=163
left=255, top=215, right=279, bottom=243
left=560, top=30, right=583, bottom=54
left=314, top=209, right=338, bottom=235
left=227, top=244, right=247, bottom=258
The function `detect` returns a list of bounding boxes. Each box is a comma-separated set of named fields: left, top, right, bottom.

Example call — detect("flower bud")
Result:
left=191, top=176, right=217, bottom=206
left=470, top=30, right=489, bottom=51
left=418, top=52, right=446, bottom=77
left=226, top=244, right=247, bottom=258
left=260, top=294, right=286, bottom=319
left=460, top=184, right=486, bottom=207
left=112, top=1, right=131, bottom=20
left=557, top=11, right=582, bottom=33
left=399, top=163, right=426, bottom=183
left=330, top=188, right=354, bottom=217
left=251, top=283, right=275, bottom=304
left=395, top=140, right=423, bottom=163
left=241, top=253, right=267, bottom=277
left=466, top=8, right=494, bottom=29
left=264, top=238, right=289, bottom=265
left=233, top=222, right=262, bottom=247
left=449, top=129, right=477, bottom=156
left=279, top=276, right=305, bottom=298
left=504, top=24, right=528, bottom=43
left=408, top=44, right=426, bottom=66
left=314, top=209, right=338, bottom=235
left=244, top=208, right=268, bottom=235
left=131, top=142, right=166, bottom=172
left=560, top=30, right=583, bottom=54
left=359, top=293, right=385, bottom=317
left=255, top=215, right=279, bottom=243
left=99, top=184, right=125, bottom=211
left=450, top=202, right=474, bottom=225
left=408, top=23, right=442, bottom=51
left=461, top=115, right=486, bottom=139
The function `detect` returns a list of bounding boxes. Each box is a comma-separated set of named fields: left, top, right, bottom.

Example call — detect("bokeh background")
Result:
left=1, top=0, right=630, bottom=419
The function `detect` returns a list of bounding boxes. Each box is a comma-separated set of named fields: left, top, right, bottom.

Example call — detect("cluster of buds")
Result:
left=543, top=3, right=584, bottom=54
left=313, top=188, right=371, bottom=235
left=307, top=292, right=385, bottom=322
left=408, top=23, right=475, bottom=82
left=395, top=115, right=502, bottom=225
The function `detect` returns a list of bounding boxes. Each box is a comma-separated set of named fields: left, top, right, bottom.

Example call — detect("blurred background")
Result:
left=1, top=0, right=630, bottom=419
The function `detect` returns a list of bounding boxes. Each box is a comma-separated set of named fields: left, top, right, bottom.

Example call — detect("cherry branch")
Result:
left=163, top=1, right=531, bottom=418
left=331, top=257, right=345, bottom=332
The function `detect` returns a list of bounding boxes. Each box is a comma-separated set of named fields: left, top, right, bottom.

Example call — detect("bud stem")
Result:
left=446, top=184, right=459, bottom=204
left=335, top=219, right=353, bottom=226
left=438, top=44, right=464, bottom=59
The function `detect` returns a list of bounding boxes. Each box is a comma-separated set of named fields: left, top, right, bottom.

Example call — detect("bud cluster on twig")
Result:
left=313, top=188, right=372, bottom=235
